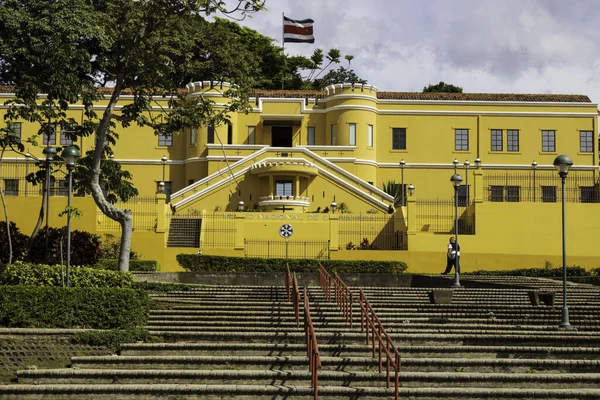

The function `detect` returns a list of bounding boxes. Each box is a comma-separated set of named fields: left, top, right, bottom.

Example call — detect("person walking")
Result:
left=443, top=237, right=460, bottom=274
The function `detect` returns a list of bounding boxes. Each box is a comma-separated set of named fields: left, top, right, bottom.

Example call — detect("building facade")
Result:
left=1, top=82, right=599, bottom=272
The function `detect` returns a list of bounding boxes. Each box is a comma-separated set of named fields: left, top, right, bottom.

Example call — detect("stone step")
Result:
left=4, top=384, right=600, bottom=399
left=16, top=368, right=600, bottom=388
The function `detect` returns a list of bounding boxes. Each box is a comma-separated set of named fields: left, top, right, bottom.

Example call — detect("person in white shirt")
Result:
left=443, top=237, right=460, bottom=275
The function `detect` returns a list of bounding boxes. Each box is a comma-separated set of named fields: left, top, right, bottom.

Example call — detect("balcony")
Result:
left=250, top=160, right=318, bottom=177
left=258, top=195, right=310, bottom=212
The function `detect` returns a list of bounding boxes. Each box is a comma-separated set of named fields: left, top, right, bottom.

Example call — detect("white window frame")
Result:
left=367, top=125, right=373, bottom=147
left=307, top=126, right=315, bottom=145
left=349, top=123, right=356, bottom=146
left=190, top=128, right=196, bottom=145
left=248, top=126, right=256, bottom=145
left=7, top=122, right=21, bottom=140
left=541, top=130, right=555, bottom=152
left=580, top=130, right=593, bottom=153
left=158, top=131, right=173, bottom=147
left=43, top=123, right=56, bottom=145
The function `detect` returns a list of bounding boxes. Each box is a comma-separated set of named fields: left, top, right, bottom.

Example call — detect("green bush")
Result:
left=0, top=221, right=29, bottom=263
left=132, top=281, right=200, bottom=292
left=0, top=286, right=150, bottom=329
left=465, top=266, right=590, bottom=277
left=27, top=227, right=101, bottom=266
left=94, top=259, right=159, bottom=272
left=0, top=261, right=133, bottom=288
left=176, top=254, right=408, bottom=274
left=72, top=328, right=158, bottom=352
left=98, top=234, right=140, bottom=260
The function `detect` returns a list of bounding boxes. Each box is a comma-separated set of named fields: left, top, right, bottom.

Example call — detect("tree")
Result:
left=423, top=81, right=463, bottom=93
left=0, top=0, right=265, bottom=271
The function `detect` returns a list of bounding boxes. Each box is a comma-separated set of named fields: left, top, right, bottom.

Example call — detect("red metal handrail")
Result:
left=334, top=272, right=353, bottom=328
left=318, top=263, right=332, bottom=301
left=291, top=272, right=301, bottom=328
left=285, top=264, right=291, bottom=302
left=359, top=289, right=402, bottom=400
left=304, top=287, right=321, bottom=399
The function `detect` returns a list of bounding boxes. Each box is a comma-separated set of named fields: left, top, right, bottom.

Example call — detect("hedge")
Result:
left=94, top=259, right=159, bottom=272
left=0, top=286, right=150, bottom=329
left=176, top=254, right=408, bottom=274
left=132, top=281, right=200, bottom=292
left=72, top=328, right=158, bottom=351
left=0, top=261, right=133, bottom=288
left=464, top=266, right=591, bottom=278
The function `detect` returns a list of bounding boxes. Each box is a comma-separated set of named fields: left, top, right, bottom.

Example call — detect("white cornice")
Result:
left=377, top=110, right=597, bottom=117
left=377, top=99, right=598, bottom=108
left=206, top=144, right=267, bottom=150
left=298, top=145, right=356, bottom=151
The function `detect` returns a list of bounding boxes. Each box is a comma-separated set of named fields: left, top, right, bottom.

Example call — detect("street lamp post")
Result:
left=330, top=201, right=337, bottom=214
left=450, top=173, right=463, bottom=289
left=474, top=158, right=481, bottom=169
left=237, top=200, right=245, bottom=212
left=161, top=155, right=167, bottom=183
left=464, top=160, right=470, bottom=203
left=453, top=159, right=458, bottom=174
left=42, top=146, right=57, bottom=262
left=531, top=161, right=537, bottom=202
left=399, top=159, right=406, bottom=206
left=553, top=154, right=573, bottom=329
left=61, top=145, right=81, bottom=287
left=408, top=183, right=415, bottom=197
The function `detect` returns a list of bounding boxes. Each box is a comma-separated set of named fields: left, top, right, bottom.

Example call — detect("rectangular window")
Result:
left=207, top=124, right=215, bottom=144
left=58, top=179, right=69, bottom=196
left=349, top=123, right=356, bottom=146
left=506, top=186, right=520, bottom=202
left=4, top=179, right=18, bottom=196
left=491, top=129, right=503, bottom=151
left=455, top=129, right=469, bottom=151
left=580, top=131, right=593, bottom=153
left=275, top=180, right=293, bottom=197
left=307, top=126, right=315, bottom=145
left=457, top=185, right=469, bottom=207
left=392, top=128, right=406, bottom=150
left=507, top=130, right=519, bottom=152
left=490, top=186, right=504, bottom=202
left=542, top=130, right=556, bottom=152
left=368, top=125, right=373, bottom=147
left=7, top=122, right=21, bottom=140
left=248, top=126, right=256, bottom=145
left=580, top=186, right=598, bottom=203
left=190, top=128, right=197, bottom=145
left=158, top=131, right=172, bottom=147
left=43, top=124, right=56, bottom=145
left=542, top=185, right=557, bottom=203
left=331, top=124, right=337, bottom=146
left=227, top=123, right=233, bottom=145
left=60, top=123, right=75, bottom=145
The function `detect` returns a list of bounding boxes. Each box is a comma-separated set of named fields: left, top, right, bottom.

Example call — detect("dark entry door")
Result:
left=272, top=126, right=293, bottom=147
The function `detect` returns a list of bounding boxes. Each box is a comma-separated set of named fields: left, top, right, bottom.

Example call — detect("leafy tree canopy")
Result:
left=423, top=81, right=463, bottom=93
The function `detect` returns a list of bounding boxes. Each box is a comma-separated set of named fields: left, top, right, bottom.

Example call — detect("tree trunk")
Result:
left=0, top=145, right=12, bottom=264
left=90, top=78, right=132, bottom=272
left=27, top=185, right=46, bottom=255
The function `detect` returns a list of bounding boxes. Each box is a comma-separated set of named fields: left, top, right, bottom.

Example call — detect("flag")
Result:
left=283, top=15, right=315, bottom=43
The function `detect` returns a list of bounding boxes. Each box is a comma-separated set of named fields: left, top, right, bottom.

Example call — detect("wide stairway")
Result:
left=4, top=276, right=600, bottom=399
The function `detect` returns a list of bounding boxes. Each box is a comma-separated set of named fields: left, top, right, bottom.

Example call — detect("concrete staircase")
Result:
left=4, top=277, right=600, bottom=399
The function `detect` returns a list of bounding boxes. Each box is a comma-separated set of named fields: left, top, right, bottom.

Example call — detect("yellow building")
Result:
left=1, top=82, right=599, bottom=272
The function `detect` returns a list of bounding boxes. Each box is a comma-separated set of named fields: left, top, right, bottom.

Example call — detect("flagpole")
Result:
left=282, top=12, right=285, bottom=90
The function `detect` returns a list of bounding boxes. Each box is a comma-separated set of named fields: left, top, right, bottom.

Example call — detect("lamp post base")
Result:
left=559, top=307, right=572, bottom=329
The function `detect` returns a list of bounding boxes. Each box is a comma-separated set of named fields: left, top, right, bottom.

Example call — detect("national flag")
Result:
left=283, top=16, right=315, bottom=43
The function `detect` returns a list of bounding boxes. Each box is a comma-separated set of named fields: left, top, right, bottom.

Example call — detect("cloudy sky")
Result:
left=237, top=0, right=600, bottom=103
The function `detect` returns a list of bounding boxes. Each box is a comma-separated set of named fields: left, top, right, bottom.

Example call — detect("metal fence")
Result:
left=415, top=198, right=475, bottom=235
left=338, top=213, right=407, bottom=250
left=484, top=171, right=599, bottom=203
left=96, top=196, right=158, bottom=232
left=1, top=161, right=69, bottom=197
left=200, top=213, right=237, bottom=248
left=245, top=239, right=330, bottom=259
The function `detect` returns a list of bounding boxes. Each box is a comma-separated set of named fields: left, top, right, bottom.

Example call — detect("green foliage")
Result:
left=0, top=261, right=134, bottom=288
left=0, top=222, right=29, bottom=263
left=312, top=67, right=367, bottom=90
left=27, top=227, right=101, bottom=266
left=381, top=181, right=403, bottom=208
left=346, top=238, right=377, bottom=250
left=176, top=254, right=408, bottom=274
left=423, top=81, right=463, bottom=93
left=98, top=234, right=139, bottom=260
left=132, top=281, right=200, bottom=292
left=72, top=328, right=158, bottom=352
left=94, top=259, right=158, bottom=272
left=0, top=286, right=150, bottom=329
left=465, top=266, right=590, bottom=277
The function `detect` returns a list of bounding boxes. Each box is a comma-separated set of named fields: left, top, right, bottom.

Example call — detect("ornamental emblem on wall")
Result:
left=279, top=224, right=294, bottom=238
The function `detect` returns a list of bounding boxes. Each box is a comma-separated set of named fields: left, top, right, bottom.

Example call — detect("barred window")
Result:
left=490, top=186, right=504, bottom=202
left=349, top=123, right=356, bottom=146
left=7, top=122, right=21, bottom=140
left=158, top=131, right=172, bottom=147
left=275, top=180, right=293, bottom=197
left=455, top=129, right=468, bottom=151
left=507, top=130, right=519, bottom=152
left=58, top=179, right=68, bottom=196
left=392, top=128, right=406, bottom=150
left=489, top=185, right=520, bottom=202
left=542, top=130, right=555, bottom=152
left=542, top=186, right=557, bottom=203
left=4, top=179, right=18, bottom=196
left=580, top=186, right=598, bottom=203
left=307, top=126, right=315, bottom=145
left=60, top=123, right=75, bottom=145
left=457, top=185, right=469, bottom=206
left=43, top=124, right=56, bottom=145
left=580, top=131, right=593, bottom=153
left=207, top=124, right=214, bottom=144
left=506, top=186, right=520, bottom=202
left=491, top=129, right=503, bottom=151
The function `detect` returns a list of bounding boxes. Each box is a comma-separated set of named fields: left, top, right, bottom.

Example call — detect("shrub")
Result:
left=27, top=227, right=101, bottom=266
left=94, top=259, right=159, bottom=272
left=72, top=328, right=158, bottom=352
left=132, top=281, right=200, bottom=292
left=465, top=266, right=590, bottom=278
left=0, top=221, right=29, bottom=263
left=0, top=261, right=133, bottom=288
left=176, top=254, right=408, bottom=274
left=98, top=234, right=140, bottom=260
left=0, top=286, right=150, bottom=329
